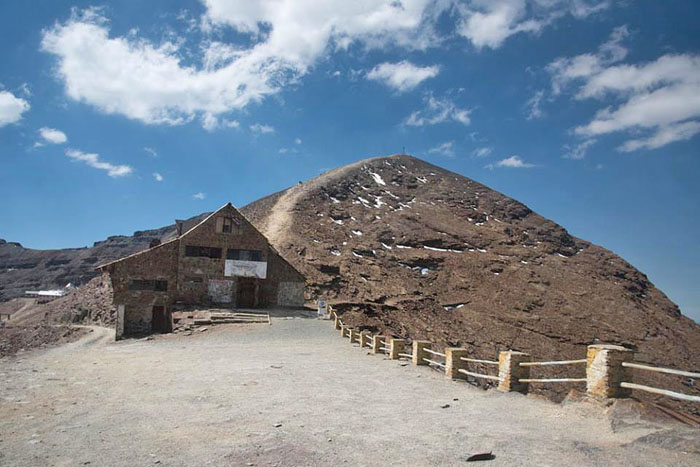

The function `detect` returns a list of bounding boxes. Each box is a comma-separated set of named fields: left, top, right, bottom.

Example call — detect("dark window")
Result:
left=184, top=276, right=203, bottom=284
left=227, top=249, right=263, bottom=261
left=129, top=280, right=167, bottom=292
left=219, top=216, right=240, bottom=234
left=185, top=245, right=222, bottom=259
left=222, top=217, right=233, bottom=233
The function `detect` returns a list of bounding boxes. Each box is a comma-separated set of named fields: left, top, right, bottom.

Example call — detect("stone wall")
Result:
left=176, top=205, right=272, bottom=306
left=102, top=203, right=306, bottom=336
left=108, top=240, right=179, bottom=335
left=277, top=281, right=305, bottom=307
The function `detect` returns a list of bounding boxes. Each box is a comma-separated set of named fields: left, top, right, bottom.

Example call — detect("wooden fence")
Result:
left=331, top=311, right=700, bottom=403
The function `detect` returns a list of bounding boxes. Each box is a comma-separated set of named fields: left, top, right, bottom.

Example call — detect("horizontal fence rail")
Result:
left=519, top=378, right=586, bottom=383
left=520, top=359, right=587, bottom=367
left=620, top=382, right=700, bottom=403
left=423, top=358, right=446, bottom=368
left=327, top=310, right=699, bottom=405
left=622, top=362, right=700, bottom=379
left=460, top=357, right=499, bottom=365
left=457, top=369, right=501, bottom=381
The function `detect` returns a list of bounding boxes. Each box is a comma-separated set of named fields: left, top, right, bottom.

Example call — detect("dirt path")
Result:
left=263, top=156, right=381, bottom=247
left=3, top=298, right=40, bottom=326
left=0, top=319, right=696, bottom=467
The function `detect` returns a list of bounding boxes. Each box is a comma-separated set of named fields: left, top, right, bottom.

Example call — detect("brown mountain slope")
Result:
left=240, top=154, right=700, bottom=414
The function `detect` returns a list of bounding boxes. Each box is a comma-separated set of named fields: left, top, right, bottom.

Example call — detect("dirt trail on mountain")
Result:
left=262, top=156, right=381, bottom=246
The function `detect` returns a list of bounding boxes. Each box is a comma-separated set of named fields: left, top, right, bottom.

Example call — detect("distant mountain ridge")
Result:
left=0, top=213, right=210, bottom=301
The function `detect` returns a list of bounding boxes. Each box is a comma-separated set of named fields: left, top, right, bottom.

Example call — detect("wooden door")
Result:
left=237, top=279, right=256, bottom=308
left=151, top=306, right=170, bottom=333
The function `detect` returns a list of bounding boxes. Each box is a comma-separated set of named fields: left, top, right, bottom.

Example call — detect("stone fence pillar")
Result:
left=372, top=335, right=385, bottom=354
left=445, top=348, right=469, bottom=380
left=498, top=351, right=532, bottom=394
left=586, top=344, right=635, bottom=399
left=360, top=332, right=372, bottom=348
left=412, top=340, right=432, bottom=366
left=389, top=338, right=406, bottom=360
left=333, top=314, right=341, bottom=330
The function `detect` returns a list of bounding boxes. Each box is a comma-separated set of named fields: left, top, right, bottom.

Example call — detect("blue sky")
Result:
left=1, top=1, right=699, bottom=321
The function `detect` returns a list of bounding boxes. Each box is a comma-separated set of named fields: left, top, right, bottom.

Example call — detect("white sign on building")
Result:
left=225, top=260, right=267, bottom=279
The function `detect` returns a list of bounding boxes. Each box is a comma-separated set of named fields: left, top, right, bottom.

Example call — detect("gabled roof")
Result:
left=95, top=203, right=234, bottom=270
left=96, top=202, right=304, bottom=282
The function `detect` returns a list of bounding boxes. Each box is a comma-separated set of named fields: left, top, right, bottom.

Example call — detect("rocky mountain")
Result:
left=1, top=154, right=698, bottom=413
left=242, top=154, right=700, bottom=414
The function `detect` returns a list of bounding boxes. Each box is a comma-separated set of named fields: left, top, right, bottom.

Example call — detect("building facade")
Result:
left=98, top=203, right=305, bottom=338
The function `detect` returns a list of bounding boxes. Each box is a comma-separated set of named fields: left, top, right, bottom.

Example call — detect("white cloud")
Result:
left=200, top=112, right=239, bottom=131
left=550, top=27, right=700, bottom=152
left=65, top=149, right=133, bottom=177
left=427, top=141, right=455, bottom=157
left=563, top=139, right=596, bottom=160
left=202, top=113, right=219, bottom=131
left=19, top=83, right=32, bottom=97
left=41, top=4, right=442, bottom=125
left=38, top=127, right=68, bottom=144
left=525, top=90, right=545, bottom=120
left=618, top=121, right=700, bottom=152
left=250, top=123, right=275, bottom=134
left=193, top=192, right=206, bottom=200
left=153, top=172, right=164, bottom=182
left=294, top=137, right=302, bottom=144
left=0, top=90, right=30, bottom=127
left=574, top=56, right=700, bottom=148
left=457, top=0, right=610, bottom=50
left=547, top=25, right=629, bottom=95
left=405, top=94, right=471, bottom=127
left=487, top=155, right=534, bottom=169
left=143, top=147, right=158, bottom=157
left=366, top=61, right=439, bottom=92
left=472, top=146, right=493, bottom=158
left=223, top=118, right=239, bottom=128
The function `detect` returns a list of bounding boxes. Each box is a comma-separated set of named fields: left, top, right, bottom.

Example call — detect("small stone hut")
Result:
left=98, top=203, right=305, bottom=338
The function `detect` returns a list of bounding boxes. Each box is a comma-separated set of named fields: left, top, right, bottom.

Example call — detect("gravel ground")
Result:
left=0, top=316, right=697, bottom=467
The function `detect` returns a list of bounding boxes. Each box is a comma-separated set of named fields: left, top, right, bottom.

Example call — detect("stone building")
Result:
left=98, top=203, right=305, bottom=338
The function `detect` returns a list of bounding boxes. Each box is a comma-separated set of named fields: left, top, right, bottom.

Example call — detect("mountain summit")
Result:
left=241, top=154, right=700, bottom=409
